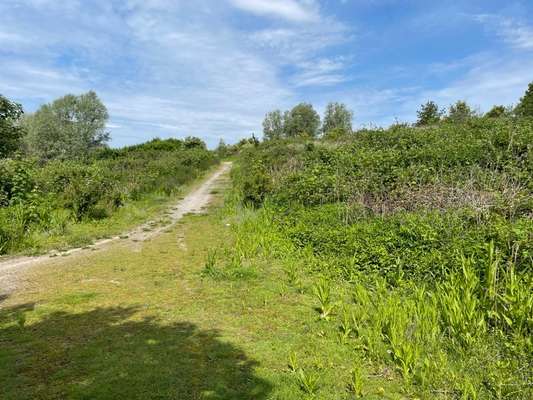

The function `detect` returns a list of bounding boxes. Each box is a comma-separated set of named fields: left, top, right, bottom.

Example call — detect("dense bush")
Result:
left=229, top=116, right=532, bottom=398
left=0, top=138, right=218, bottom=254
left=235, top=117, right=532, bottom=278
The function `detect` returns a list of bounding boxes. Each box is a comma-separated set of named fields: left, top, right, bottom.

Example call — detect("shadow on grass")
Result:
left=0, top=305, right=272, bottom=399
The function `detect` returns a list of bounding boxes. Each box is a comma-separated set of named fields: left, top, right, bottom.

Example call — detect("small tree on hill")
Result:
left=0, top=94, right=24, bottom=158
left=515, top=82, right=533, bottom=118
left=216, top=138, right=229, bottom=158
left=447, top=100, right=475, bottom=123
left=322, top=102, right=353, bottom=137
left=485, top=105, right=509, bottom=118
left=262, top=110, right=284, bottom=140
left=283, top=103, right=320, bottom=138
left=415, top=101, right=442, bottom=126
left=25, top=91, right=109, bottom=160
left=183, top=136, right=206, bottom=149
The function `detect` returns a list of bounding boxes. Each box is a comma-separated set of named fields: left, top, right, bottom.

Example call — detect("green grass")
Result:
left=2, top=166, right=529, bottom=399
left=0, top=179, right=407, bottom=400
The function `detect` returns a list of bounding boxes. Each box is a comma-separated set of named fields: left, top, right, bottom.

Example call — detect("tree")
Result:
left=183, top=136, right=206, bottom=149
left=25, top=91, right=109, bottom=160
left=485, top=105, right=509, bottom=118
left=416, top=101, right=442, bottom=126
left=283, top=103, right=320, bottom=138
left=515, top=82, right=533, bottom=117
left=216, top=138, right=229, bottom=158
left=447, top=100, right=475, bottom=123
left=0, top=94, right=24, bottom=158
left=262, top=110, right=284, bottom=140
left=322, top=102, right=353, bottom=136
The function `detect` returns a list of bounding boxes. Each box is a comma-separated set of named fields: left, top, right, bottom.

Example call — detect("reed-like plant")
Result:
left=347, top=364, right=364, bottom=397
left=297, top=368, right=320, bottom=395
left=313, top=277, right=337, bottom=320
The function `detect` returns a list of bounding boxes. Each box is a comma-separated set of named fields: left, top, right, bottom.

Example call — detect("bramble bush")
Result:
left=0, top=138, right=218, bottom=254
left=228, top=116, right=533, bottom=398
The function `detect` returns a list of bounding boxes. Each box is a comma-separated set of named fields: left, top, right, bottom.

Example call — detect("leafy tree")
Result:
left=322, top=102, right=353, bottom=136
left=216, top=138, right=229, bottom=158
left=25, top=91, right=109, bottom=160
left=515, top=82, right=533, bottom=117
left=183, top=136, right=206, bottom=149
left=283, top=103, right=320, bottom=138
left=262, top=110, right=284, bottom=140
left=415, top=101, right=442, bottom=126
left=0, top=94, right=24, bottom=158
left=447, top=100, right=475, bottom=123
left=485, top=105, right=510, bottom=118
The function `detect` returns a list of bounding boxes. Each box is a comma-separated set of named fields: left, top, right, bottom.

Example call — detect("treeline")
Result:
left=0, top=92, right=217, bottom=255
left=261, top=81, right=533, bottom=140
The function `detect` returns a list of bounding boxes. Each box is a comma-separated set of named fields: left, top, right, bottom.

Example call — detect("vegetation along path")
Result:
left=0, top=162, right=232, bottom=299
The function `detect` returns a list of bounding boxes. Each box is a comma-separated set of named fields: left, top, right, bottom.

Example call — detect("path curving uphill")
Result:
left=0, top=162, right=232, bottom=299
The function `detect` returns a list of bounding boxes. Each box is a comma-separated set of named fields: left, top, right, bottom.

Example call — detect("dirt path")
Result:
left=0, top=162, right=232, bottom=297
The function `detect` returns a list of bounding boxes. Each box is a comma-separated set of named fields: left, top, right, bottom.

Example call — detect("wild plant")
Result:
left=413, top=286, right=440, bottom=345
left=437, top=256, right=485, bottom=346
left=201, top=248, right=219, bottom=278
left=287, top=351, right=298, bottom=372
left=228, top=251, right=243, bottom=270
left=499, top=267, right=533, bottom=338
left=483, top=242, right=533, bottom=338
left=338, top=308, right=353, bottom=344
left=460, top=378, right=480, bottom=400
left=414, top=356, right=432, bottom=389
left=347, top=364, right=364, bottom=397
left=285, top=261, right=303, bottom=290
left=383, top=305, right=420, bottom=383
left=352, top=282, right=371, bottom=307
left=313, top=277, right=337, bottom=320
left=297, top=368, right=320, bottom=395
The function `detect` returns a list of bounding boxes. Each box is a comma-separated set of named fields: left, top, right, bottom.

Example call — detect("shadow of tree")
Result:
left=0, top=305, right=272, bottom=399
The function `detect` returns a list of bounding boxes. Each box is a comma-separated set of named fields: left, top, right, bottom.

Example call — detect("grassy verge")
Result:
left=212, top=199, right=532, bottom=399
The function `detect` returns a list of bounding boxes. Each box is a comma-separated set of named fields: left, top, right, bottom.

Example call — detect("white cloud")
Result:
left=475, top=14, right=533, bottom=50
left=248, top=17, right=352, bottom=88
left=292, top=58, right=347, bottom=87
left=0, top=0, right=296, bottom=147
left=348, top=56, right=533, bottom=127
left=250, top=20, right=350, bottom=61
left=228, top=0, right=319, bottom=22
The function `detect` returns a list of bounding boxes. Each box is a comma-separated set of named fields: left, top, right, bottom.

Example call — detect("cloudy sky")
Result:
left=1, top=0, right=533, bottom=147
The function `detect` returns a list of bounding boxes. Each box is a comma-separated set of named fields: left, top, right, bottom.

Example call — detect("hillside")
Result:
left=227, top=116, right=533, bottom=398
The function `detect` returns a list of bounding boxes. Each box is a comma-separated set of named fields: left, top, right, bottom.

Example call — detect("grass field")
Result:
left=0, top=172, right=413, bottom=400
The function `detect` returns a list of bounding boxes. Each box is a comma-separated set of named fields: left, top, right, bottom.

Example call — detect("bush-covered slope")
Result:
left=228, top=117, right=532, bottom=398
left=236, top=118, right=532, bottom=279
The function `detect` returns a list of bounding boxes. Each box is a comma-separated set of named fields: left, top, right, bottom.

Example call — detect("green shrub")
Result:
left=229, top=116, right=533, bottom=397
left=0, top=138, right=218, bottom=254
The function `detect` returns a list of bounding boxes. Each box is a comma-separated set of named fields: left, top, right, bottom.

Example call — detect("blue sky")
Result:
left=1, top=0, right=533, bottom=148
